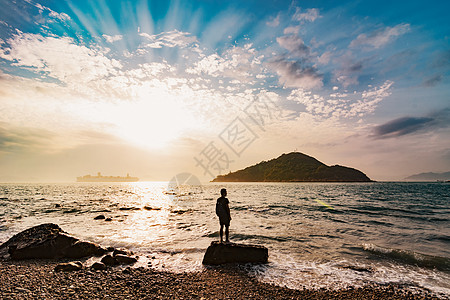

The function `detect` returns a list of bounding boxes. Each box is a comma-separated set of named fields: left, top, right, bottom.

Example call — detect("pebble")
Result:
left=0, top=260, right=441, bottom=300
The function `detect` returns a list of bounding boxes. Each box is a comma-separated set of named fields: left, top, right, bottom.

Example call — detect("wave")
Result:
left=362, top=243, right=450, bottom=271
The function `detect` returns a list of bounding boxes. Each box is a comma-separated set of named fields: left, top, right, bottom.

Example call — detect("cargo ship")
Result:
left=76, top=172, right=139, bottom=182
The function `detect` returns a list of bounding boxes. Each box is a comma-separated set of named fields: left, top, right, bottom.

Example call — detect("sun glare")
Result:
left=110, top=86, right=199, bottom=149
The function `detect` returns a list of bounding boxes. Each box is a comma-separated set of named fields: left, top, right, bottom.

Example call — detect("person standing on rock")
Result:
left=216, top=188, right=231, bottom=243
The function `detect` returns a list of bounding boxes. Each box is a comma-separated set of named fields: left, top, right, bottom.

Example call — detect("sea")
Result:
left=0, top=182, right=449, bottom=297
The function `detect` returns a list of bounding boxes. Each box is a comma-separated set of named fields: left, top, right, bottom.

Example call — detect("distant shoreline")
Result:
left=1, top=180, right=448, bottom=184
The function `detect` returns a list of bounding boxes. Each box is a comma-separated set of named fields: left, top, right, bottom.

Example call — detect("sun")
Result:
left=105, top=85, right=200, bottom=149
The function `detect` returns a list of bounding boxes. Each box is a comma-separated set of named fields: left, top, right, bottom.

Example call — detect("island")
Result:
left=212, top=152, right=372, bottom=182
left=404, top=171, right=450, bottom=181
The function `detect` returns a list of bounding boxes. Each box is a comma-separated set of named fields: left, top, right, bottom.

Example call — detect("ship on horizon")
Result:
left=76, top=172, right=139, bottom=182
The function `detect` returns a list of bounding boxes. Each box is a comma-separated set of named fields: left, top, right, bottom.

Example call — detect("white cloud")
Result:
left=277, top=35, right=310, bottom=57
left=317, top=51, right=332, bottom=65
left=186, top=44, right=261, bottom=80
left=0, top=33, right=121, bottom=86
left=267, top=13, right=281, bottom=27
left=352, top=80, right=394, bottom=116
left=287, top=80, right=393, bottom=119
left=336, top=75, right=359, bottom=88
left=48, top=11, right=70, bottom=21
left=140, top=30, right=198, bottom=49
left=283, top=26, right=300, bottom=35
left=31, top=1, right=71, bottom=22
left=350, top=23, right=410, bottom=49
left=293, top=8, right=320, bottom=22
left=103, top=34, right=123, bottom=43
left=269, top=59, right=323, bottom=89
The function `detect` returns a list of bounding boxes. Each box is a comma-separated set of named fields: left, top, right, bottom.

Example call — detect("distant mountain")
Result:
left=405, top=172, right=450, bottom=181
left=212, top=152, right=372, bottom=182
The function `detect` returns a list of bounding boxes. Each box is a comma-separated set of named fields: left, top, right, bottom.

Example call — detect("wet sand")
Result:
left=0, top=260, right=441, bottom=299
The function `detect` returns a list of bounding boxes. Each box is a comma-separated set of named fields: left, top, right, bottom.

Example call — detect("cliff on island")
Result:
left=212, top=152, right=372, bottom=182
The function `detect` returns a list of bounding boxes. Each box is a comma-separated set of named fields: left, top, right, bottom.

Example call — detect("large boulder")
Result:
left=202, top=241, right=268, bottom=265
left=0, top=223, right=107, bottom=260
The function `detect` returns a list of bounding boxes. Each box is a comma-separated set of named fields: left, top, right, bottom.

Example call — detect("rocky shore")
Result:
left=0, top=259, right=441, bottom=299
left=0, top=224, right=443, bottom=299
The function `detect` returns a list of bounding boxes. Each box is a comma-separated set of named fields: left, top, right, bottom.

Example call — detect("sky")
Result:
left=0, top=0, right=449, bottom=182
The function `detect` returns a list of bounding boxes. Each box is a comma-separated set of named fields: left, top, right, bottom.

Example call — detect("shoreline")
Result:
left=0, top=259, right=441, bottom=299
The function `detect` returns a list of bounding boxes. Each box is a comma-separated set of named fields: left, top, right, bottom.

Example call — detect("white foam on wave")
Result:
left=242, top=250, right=450, bottom=297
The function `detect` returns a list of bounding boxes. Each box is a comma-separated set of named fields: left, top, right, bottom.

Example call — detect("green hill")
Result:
left=212, top=152, right=372, bottom=182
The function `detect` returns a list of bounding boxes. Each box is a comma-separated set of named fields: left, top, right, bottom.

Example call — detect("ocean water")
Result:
left=0, top=182, right=449, bottom=297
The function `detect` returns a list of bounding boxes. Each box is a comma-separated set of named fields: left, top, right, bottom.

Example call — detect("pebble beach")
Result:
left=0, top=259, right=442, bottom=299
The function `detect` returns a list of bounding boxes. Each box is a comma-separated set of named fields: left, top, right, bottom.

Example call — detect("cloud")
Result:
left=0, top=123, right=56, bottom=154
left=351, top=80, right=393, bottom=116
left=276, top=35, right=310, bottom=57
left=373, top=117, right=434, bottom=138
left=186, top=44, right=262, bottom=80
left=422, top=74, right=442, bottom=87
left=0, top=32, right=121, bottom=83
left=266, top=13, right=280, bottom=27
left=373, top=108, right=450, bottom=138
left=48, top=10, right=70, bottom=21
left=283, top=26, right=299, bottom=35
left=103, top=34, right=123, bottom=43
left=32, top=1, right=71, bottom=22
left=350, top=23, right=410, bottom=49
left=317, top=51, right=332, bottom=65
left=292, top=8, right=320, bottom=22
left=139, top=30, right=198, bottom=49
left=287, top=80, right=393, bottom=119
left=332, top=52, right=371, bottom=88
left=431, top=50, right=450, bottom=69
left=269, top=57, right=323, bottom=89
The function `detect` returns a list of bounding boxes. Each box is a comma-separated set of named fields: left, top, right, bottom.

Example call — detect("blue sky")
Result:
left=0, top=0, right=449, bottom=181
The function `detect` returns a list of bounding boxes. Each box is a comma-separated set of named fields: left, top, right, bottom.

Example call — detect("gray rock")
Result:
left=91, top=262, right=107, bottom=270
left=54, top=261, right=83, bottom=272
left=115, top=254, right=137, bottom=265
left=202, top=241, right=268, bottom=265
left=0, top=223, right=106, bottom=260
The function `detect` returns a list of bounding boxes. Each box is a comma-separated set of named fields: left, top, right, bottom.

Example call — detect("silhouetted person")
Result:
left=216, top=188, right=231, bottom=243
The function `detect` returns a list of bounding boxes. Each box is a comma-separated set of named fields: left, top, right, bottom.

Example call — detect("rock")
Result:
left=113, top=248, right=133, bottom=257
left=342, top=265, right=373, bottom=273
left=101, top=254, right=118, bottom=266
left=202, top=241, right=268, bottom=265
left=94, top=215, right=105, bottom=220
left=119, top=207, right=140, bottom=211
left=114, top=254, right=137, bottom=265
left=54, top=261, right=83, bottom=272
left=91, top=262, right=107, bottom=270
left=171, top=209, right=191, bottom=214
left=55, top=204, right=61, bottom=208
left=144, top=206, right=160, bottom=211
left=62, top=241, right=107, bottom=258
left=0, top=223, right=106, bottom=260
